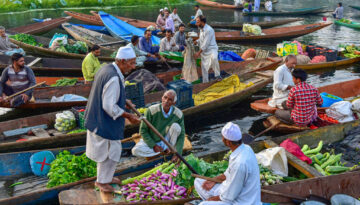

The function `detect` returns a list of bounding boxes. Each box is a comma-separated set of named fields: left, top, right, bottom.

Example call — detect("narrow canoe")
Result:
left=8, top=17, right=71, bottom=35
left=244, top=6, right=327, bottom=16
left=61, top=23, right=125, bottom=55
left=195, top=0, right=278, bottom=9
left=250, top=78, right=360, bottom=114
left=334, top=19, right=360, bottom=29
left=63, top=11, right=156, bottom=28
left=70, top=24, right=110, bottom=35
left=194, top=22, right=332, bottom=43
left=189, top=18, right=304, bottom=30
left=4, top=111, right=360, bottom=204
left=296, top=56, right=360, bottom=70
left=349, top=5, right=360, bottom=11
left=9, top=33, right=114, bottom=61
left=98, top=11, right=160, bottom=44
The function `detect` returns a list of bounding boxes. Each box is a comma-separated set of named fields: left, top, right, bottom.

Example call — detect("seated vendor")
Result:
left=0, top=53, right=36, bottom=107
left=268, top=55, right=296, bottom=108
left=132, top=90, right=185, bottom=162
left=0, top=26, right=25, bottom=56
left=82, top=45, right=104, bottom=84
left=159, top=29, right=180, bottom=52
left=127, top=35, right=157, bottom=67
left=139, top=30, right=160, bottom=62
left=275, top=69, right=323, bottom=126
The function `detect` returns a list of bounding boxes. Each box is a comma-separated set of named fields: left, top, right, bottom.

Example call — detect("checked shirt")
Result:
left=287, top=82, right=323, bottom=126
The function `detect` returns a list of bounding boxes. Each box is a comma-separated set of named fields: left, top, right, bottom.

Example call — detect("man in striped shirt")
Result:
left=0, top=53, right=36, bottom=107
left=275, top=69, right=323, bottom=126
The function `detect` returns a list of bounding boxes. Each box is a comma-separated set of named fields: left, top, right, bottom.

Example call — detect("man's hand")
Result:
left=21, top=94, right=29, bottom=102
left=207, top=196, right=221, bottom=201
left=171, top=155, right=180, bottom=163
left=126, top=113, right=140, bottom=124
left=287, top=85, right=294, bottom=90
left=202, top=180, right=216, bottom=191
left=193, top=41, right=198, bottom=45
left=153, top=145, right=163, bottom=153
left=194, top=51, right=201, bottom=59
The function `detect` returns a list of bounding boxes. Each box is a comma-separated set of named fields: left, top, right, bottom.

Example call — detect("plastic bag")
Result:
left=277, top=42, right=298, bottom=57
left=54, top=111, right=76, bottom=132
left=256, top=147, right=288, bottom=176
left=49, top=33, right=68, bottom=50
left=241, top=48, right=256, bottom=60
left=352, top=99, right=360, bottom=119
left=218, top=51, right=244, bottom=62
left=51, top=94, right=87, bottom=102
left=326, top=101, right=355, bottom=123
left=280, top=139, right=312, bottom=164
left=182, top=38, right=198, bottom=83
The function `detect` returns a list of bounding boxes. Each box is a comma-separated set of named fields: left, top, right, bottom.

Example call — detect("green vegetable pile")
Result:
left=56, top=41, right=88, bottom=54
left=67, top=129, right=86, bottom=134
left=54, top=111, right=76, bottom=132
left=302, top=141, right=357, bottom=175
left=259, top=165, right=284, bottom=186
left=339, top=44, right=360, bottom=58
left=51, top=78, right=78, bottom=87
left=339, top=18, right=352, bottom=24
left=9, top=33, right=43, bottom=47
left=47, top=151, right=96, bottom=188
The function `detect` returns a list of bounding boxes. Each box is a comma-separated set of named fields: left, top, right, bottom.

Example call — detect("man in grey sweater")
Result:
left=0, top=26, right=25, bottom=56
left=0, top=53, right=36, bottom=107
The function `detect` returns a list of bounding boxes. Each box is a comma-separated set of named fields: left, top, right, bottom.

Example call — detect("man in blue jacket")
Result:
left=85, top=46, right=140, bottom=192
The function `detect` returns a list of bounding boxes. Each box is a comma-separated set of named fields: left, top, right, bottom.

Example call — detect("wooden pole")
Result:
left=4, top=81, right=46, bottom=101
left=254, top=121, right=280, bottom=138
left=126, top=101, right=198, bottom=174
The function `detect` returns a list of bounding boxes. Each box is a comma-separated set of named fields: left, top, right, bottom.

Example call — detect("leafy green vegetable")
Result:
left=9, top=33, right=43, bottom=47
left=47, top=151, right=96, bottom=188
left=67, top=129, right=86, bottom=134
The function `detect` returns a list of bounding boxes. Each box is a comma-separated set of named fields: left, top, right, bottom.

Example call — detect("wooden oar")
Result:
left=98, top=40, right=125, bottom=46
left=254, top=121, right=281, bottom=138
left=126, top=101, right=199, bottom=174
left=3, top=81, right=46, bottom=101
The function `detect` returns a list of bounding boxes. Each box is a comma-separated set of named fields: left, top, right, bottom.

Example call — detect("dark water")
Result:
left=1, top=0, right=360, bottom=135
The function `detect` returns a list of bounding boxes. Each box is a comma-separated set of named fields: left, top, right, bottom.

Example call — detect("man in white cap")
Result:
left=156, top=8, right=166, bottom=31
left=85, top=46, right=140, bottom=193
left=194, top=122, right=261, bottom=205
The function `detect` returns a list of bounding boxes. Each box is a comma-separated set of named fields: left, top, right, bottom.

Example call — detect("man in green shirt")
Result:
left=82, top=45, right=104, bottom=83
left=132, top=90, right=185, bottom=161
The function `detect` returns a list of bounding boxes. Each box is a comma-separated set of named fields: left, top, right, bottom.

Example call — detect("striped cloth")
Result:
left=0, top=65, right=36, bottom=97
left=287, top=81, right=323, bottom=126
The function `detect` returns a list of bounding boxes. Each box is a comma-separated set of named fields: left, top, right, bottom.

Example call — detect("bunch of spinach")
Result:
left=47, top=151, right=96, bottom=188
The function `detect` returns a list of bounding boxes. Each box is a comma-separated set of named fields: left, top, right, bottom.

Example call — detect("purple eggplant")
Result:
left=161, top=196, right=172, bottom=200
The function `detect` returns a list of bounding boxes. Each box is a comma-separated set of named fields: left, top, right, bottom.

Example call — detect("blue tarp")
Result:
left=218, top=51, right=244, bottom=62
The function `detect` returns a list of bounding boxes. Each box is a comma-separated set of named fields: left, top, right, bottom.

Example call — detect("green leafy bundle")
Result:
left=9, top=33, right=43, bottom=47
left=47, top=151, right=96, bottom=188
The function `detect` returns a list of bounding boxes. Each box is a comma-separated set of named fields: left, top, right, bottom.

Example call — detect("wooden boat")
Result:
left=251, top=78, right=360, bottom=133
left=349, top=5, right=360, bottom=11
left=70, top=23, right=110, bottom=35
left=189, top=18, right=304, bottom=30
left=8, top=17, right=71, bottom=35
left=334, top=19, right=360, bottom=29
left=98, top=11, right=160, bottom=44
left=244, top=6, right=327, bottom=16
left=296, top=56, right=360, bottom=70
left=9, top=33, right=114, bottom=61
left=64, top=11, right=156, bottom=28
left=195, top=0, right=278, bottom=9
left=61, top=23, right=125, bottom=55
left=194, top=22, right=332, bottom=43
left=262, top=170, right=360, bottom=203
left=5, top=113, right=360, bottom=205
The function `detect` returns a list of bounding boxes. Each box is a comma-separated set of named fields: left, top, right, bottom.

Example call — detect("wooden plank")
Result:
left=31, top=128, right=51, bottom=138
left=26, top=57, right=42, bottom=67
left=264, top=139, right=323, bottom=178
left=3, top=124, right=48, bottom=137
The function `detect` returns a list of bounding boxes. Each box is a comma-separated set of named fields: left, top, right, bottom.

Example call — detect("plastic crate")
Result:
left=167, top=80, right=194, bottom=109
left=125, top=81, right=145, bottom=108
left=320, top=92, right=343, bottom=107
left=71, top=106, right=86, bottom=128
left=325, top=50, right=337, bottom=62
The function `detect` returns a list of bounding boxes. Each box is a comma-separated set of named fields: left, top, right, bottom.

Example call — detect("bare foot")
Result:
left=95, top=182, right=115, bottom=193
left=111, top=177, right=122, bottom=185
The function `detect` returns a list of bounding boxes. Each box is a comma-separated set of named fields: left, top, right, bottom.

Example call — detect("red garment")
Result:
left=287, top=81, right=323, bottom=126
left=280, top=139, right=312, bottom=164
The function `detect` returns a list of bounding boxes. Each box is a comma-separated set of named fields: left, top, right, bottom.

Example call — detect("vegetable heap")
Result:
left=47, top=151, right=96, bottom=188
left=338, top=18, right=352, bottom=24
left=56, top=41, right=88, bottom=54
left=67, top=129, right=86, bottom=134
left=302, top=141, right=357, bottom=175
left=310, top=55, right=326, bottom=63
left=259, top=164, right=284, bottom=186
left=54, top=111, right=76, bottom=132
left=339, top=44, right=360, bottom=58
left=50, top=78, right=78, bottom=87
left=9, top=33, right=44, bottom=47
left=118, top=163, right=187, bottom=202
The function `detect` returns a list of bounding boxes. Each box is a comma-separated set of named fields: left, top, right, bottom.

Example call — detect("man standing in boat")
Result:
left=82, top=45, right=104, bottom=84
left=85, top=47, right=140, bottom=193
left=275, top=69, right=323, bottom=126
left=194, top=122, right=261, bottom=205
left=194, top=15, right=221, bottom=83
left=268, top=55, right=296, bottom=108
left=170, top=7, right=183, bottom=30
left=131, top=90, right=185, bottom=162
left=0, top=53, right=36, bottom=107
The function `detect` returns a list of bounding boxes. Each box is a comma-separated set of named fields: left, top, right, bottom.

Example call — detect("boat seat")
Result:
left=256, top=50, right=270, bottom=59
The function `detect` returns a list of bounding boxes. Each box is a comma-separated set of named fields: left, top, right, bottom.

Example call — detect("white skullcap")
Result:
left=160, top=9, right=164, bottom=12
left=221, top=122, right=242, bottom=141
left=116, top=46, right=136, bottom=60
left=164, top=7, right=168, bottom=10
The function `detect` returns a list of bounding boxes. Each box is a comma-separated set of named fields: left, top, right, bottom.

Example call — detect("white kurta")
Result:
left=194, top=9, right=203, bottom=20
left=268, top=64, right=295, bottom=108
left=197, top=24, right=220, bottom=83
left=195, top=144, right=261, bottom=205
left=254, top=0, right=260, bottom=11
left=86, top=62, right=125, bottom=163
left=159, top=37, right=180, bottom=52
left=170, top=13, right=183, bottom=28
left=265, top=1, right=272, bottom=11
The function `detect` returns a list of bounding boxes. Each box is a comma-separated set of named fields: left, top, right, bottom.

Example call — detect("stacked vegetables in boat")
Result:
left=339, top=44, right=360, bottom=58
